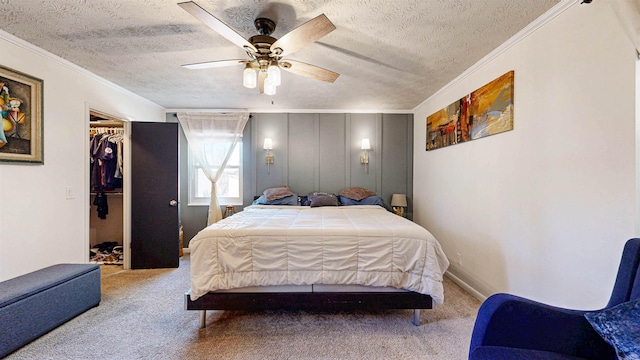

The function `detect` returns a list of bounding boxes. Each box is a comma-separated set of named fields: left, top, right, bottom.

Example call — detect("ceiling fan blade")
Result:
left=271, top=14, right=335, bottom=57
left=258, top=69, right=266, bottom=94
left=178, top=1, right=256, bottom=53
left=182, top=59, right=248, bottom=70
left=281, top=60, right=339, bottom=83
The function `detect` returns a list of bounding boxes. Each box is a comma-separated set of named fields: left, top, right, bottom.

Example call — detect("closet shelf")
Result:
left=91, top=192, right=123, bottom=196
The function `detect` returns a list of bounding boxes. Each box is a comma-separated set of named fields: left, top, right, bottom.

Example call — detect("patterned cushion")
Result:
left=585, top=300, right=640, bottom=360
left=339, top=187, right=377, bottom=201
left=263, top=186, right=293, bottom=201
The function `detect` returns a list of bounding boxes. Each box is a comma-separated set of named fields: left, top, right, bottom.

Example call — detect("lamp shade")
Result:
left=264, top=76, right=276, bottom=95
left=361, top=138, right=371, bottom=150
left=391, top=194, right=407, bottom=207
left=263, top=138, right=273, bottom=150
left=243, top=66, right=257, bottom=88
left=267, top=64, right=281, bottom=86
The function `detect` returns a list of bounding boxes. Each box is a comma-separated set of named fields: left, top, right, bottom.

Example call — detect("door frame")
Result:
left=85, top=104, right=134, bottom=270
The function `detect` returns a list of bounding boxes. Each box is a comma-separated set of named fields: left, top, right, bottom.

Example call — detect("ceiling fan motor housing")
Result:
left=247, top=34, right=280, bottom=69
left=254, top=18, right=276, bottom=36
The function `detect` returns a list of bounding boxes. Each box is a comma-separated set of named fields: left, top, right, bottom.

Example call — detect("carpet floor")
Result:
left=6, top=253, right=481, bottom=360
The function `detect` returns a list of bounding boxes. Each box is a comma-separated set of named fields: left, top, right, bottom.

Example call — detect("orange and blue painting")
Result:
left=427, top=70, right=513, bottom=151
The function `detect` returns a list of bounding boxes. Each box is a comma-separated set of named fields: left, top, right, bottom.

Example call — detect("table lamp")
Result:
left=391, top=194, right=407, bottom=217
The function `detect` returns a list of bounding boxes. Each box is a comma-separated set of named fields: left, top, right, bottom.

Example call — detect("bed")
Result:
left=185, top=194, right=450, bottom=327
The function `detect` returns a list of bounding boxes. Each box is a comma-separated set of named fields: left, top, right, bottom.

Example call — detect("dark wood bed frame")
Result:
left=185, top=289, right=433, bottom=327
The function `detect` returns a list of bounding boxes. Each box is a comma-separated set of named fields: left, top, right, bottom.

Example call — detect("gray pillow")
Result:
left=309, top=192, right=339, bottom=207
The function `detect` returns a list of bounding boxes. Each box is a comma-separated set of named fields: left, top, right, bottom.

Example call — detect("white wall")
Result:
left=0, top=32, right=165, bottom=281
left=413, top=2, right=638, bottom=309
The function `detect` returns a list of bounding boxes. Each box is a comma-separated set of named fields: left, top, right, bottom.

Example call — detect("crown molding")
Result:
left=248, top=108, right=413, bottom=114
left=0, top=29, right=164, bottom=110
left=412, top=0, right=579, bottom=112
left=168, top=108, right=249, bottom=113
left=167, top=108, right=414, bottom=114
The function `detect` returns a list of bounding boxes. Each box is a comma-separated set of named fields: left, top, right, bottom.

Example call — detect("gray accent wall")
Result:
left=173, top=112, right=414, bottom=246
left=249, top=112, right=413, bottom=213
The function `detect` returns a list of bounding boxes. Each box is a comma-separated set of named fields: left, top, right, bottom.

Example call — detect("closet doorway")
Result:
left=89, top=110, right=130, bottom=269
left=87, top=110, right=180, bottom=270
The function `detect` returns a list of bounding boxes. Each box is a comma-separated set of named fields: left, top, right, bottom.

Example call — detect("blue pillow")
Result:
left=252, top=193, right=299, bottom=206
left=585, top=300, right=640, bottom=360
left=338, top=195, right=385, bottom=207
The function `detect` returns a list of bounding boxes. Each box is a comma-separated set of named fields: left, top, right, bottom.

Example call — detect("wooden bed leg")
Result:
left=200, top=310, right=207, bottom=329
left=412, top=309, right=420, bottom=326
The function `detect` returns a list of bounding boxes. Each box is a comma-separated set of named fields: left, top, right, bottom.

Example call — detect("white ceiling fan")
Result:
left=178, top=1, right=340, bottom=95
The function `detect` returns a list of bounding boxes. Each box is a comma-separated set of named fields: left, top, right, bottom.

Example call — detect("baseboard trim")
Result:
left=445, top=271, right=487, bottom=302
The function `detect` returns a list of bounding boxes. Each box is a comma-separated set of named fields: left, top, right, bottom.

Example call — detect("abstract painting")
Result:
left=427, top=70, right=513, bottom=151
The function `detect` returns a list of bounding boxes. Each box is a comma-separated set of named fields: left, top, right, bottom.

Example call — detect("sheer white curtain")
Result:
left=177, top=112, right=250, bottom=225
left=608, top=0, right=640, bottom=54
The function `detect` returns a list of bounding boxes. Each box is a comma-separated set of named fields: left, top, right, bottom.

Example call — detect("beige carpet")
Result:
left=7, top=254, right=481, bottom=360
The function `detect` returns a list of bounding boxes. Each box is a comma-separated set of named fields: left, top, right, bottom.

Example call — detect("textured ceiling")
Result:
left=0, top=0, right=561, bottom=111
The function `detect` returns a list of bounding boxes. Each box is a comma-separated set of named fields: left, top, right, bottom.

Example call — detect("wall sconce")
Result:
left=360, top=138, right=370, bottom=173
left=263, top=138, right=274, bottom=174
left=391, top=194, right=407, bottom=217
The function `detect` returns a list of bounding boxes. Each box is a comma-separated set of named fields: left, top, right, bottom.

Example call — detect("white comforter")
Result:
left=189, top=205, right=450, bottom=304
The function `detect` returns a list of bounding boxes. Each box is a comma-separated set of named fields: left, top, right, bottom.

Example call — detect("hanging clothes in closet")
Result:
left=93, top=191, right=109, bottom=219
left=90, top=128, right=124, bottom=192
left=89, top=124, right=125, bottom=265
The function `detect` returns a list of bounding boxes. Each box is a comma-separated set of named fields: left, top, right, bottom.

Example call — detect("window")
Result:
left=189, top=141, right=242, bottom=206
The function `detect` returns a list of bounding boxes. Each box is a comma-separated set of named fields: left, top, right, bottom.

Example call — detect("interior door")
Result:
left=130, top=122, right=179, bottom=269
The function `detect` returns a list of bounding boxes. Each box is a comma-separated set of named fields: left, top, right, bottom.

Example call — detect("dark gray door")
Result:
left=130, top=122, right=179, bottom=269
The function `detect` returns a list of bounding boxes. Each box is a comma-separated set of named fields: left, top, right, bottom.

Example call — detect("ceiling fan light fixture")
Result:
left=243, top=65, right=257, bottom=89
left=264, top=76, right=277, bottom=95
left=267, top=64, right=281, bottom=86
left=180, top=2, right=339, bottom=95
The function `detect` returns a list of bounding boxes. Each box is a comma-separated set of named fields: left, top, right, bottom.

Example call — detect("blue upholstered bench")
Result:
left=0, top=264, right=101, bottom=358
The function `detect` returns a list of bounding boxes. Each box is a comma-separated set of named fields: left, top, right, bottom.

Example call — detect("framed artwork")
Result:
left=0, top=65, right=43, bottom=164
left=427, top=70, right=513, bottom=151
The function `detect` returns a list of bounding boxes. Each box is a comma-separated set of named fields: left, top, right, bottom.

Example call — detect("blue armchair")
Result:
left=469, top=238, right=640, bottom=360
